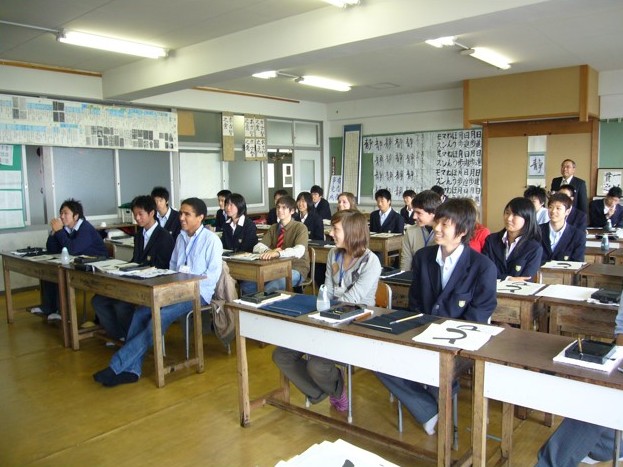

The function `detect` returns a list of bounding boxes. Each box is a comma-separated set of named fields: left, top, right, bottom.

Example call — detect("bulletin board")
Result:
left=596, top=168, right=623, bottom=196
left=0, top=144, right=25, bottom=229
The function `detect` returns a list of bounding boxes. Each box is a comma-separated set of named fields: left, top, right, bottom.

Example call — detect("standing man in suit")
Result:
left=376, top=198, right=497, bottom=435
left=151, top=186, right=181, bottom=240
left=588, top=186, right=623, bottom=228
left=369, top=189, right=405, bottom=233
left=310, top=185, right=332, bottom=221
left=92, top=195, right=175, bottom=340
left=550, top=159, right=588, bottom=213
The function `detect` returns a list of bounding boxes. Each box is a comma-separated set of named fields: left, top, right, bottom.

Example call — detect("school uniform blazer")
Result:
left=46, top=220, right=108, bottom=257
left=566, top=207, right=587, bottom=230
left=369, top=208, right=405, bottom=234
left=482, top=231, right=543, bottom=280
left=539, top=223, right=586, bottom=264
left=221, top=217, right=258, bottom=253
left=163, top=208, right=181, bottom=240
left=588, top=199, right=623, bottom=228
left=399, top=206, right=415, bottom=225
left=407, top=245, right=497, bottom=323
left=314, top=198, right=332, bottom=221
left=551, top=176, right=588, bottom=213
left=294, top=212, right=325, bottom=241
left=214, top=208, right=228, bottom=232
left=266, top=207, right=278, bottom=225
left=133, top=224, right=175, bottom=269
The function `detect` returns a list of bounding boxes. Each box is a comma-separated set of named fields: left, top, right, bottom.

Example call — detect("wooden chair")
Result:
left=375, top=281, right=392, bottom=309
left=298, top=246, right=316, bottom=295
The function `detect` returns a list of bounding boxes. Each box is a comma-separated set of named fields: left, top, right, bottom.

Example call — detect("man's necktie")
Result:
left=276, top=225, right=285, bottom=249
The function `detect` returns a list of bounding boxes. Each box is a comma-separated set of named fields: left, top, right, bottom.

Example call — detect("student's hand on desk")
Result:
left=50, top=218, right=63, bottom=233
left=259, top=250, right=280, bottom=260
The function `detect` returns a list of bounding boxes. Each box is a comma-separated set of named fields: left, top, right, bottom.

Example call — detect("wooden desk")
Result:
left=537, top=263, right=587, bottom=286
left=225, top=257, right=293, bottom=292
left=65, top=267, right=203, bottom=388
left=467, top=327, right=623, bottom=466
left=381, top=272, right=412, bottom=309
left=611, top=249, right=623, bottom=266
left=585, top=246, right=616, bottom=264
left=232, top=302, right=459, bottom=466
left=309, top=244, right=331, bottom=265
left=540, top=294, right=620, bottom=340
left=369, top=234, right=403, bottom=267
left=579, top=263, right=623, bottom=290
left=494, top=291, right=543, bottom=331
left=2, top=252, right=70, bottom=347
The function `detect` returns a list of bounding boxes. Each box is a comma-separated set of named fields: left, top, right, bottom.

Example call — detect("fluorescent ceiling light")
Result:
left=323, top=0, right=360, bottom=7
left=296, top=76, right=351, bottom=92
left=252, top=71, right=278, bottom=79
left=57, top=31, right=167, bottom=59
left=462, top=47, right=511, bottom=70
left=425, top=36, right=456, bottom=48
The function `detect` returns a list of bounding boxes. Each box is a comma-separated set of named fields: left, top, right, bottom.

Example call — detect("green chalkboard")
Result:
left=599, top=120, right=623, bottom=168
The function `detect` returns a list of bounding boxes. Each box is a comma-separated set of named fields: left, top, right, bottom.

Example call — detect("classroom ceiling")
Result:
left=1, top=0, right=623, bottom=104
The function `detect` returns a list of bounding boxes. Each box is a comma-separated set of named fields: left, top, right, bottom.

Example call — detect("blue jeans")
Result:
left=536, top=418, right=619, bottom=467
left=240, top=270, right=303, bottom=296
left=92, top=295, right=135, bottom=340
left=109, top=298, right=206, bottom=377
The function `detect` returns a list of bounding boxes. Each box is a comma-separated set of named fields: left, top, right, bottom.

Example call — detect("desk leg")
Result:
left=3, top=260, right=13, bottom=323
left=58, top=268, right=70, bottom=348
left=151, top=301, right=165, bottom=388
left=438, top=353, right=454, bottom=467
left=519, top=302, right=533, bottom=331
left=235, top=310, right=251, bottom=427
left=68, top=285, right=80, bottom=350
left=285, top=263, right=292, bottom=292
left=256, top=270, right=265, bottom=293
left=472, top=360, right=487, bottom=467
left=192, top=285, right=204, bottom=373
left=501, top=402, right=514, bottom=464
left=613, top=429, right=621, bottom=466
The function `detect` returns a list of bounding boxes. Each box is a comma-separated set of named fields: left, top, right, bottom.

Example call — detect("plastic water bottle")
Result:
left=60, top=247, right=70, bottom=265
left=316, top=284, right=330, bottom=312
left=606, top=218, right=613, bottom=232
left=601, top=234, right=609, bottom=252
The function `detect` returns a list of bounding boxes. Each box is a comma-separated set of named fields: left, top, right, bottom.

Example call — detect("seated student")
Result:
left=92, top=195, right=175, bottom=340
left=32, top=199, right=108, bottom=321
left=311, top=185, right=332, bottom=221
left=589, top=186, right=623, bottom=228
left=337, top=192, right=358, bottom=212
left=294, top=192, right=324, bottom=241
left=267, top=189, right=288, bottom=225
left=151, top=186, right=181, bottom=240
left=376, top=198, right=497, bottom=435
left=214, top=189, right=232, bottom=232
left=221, top=193, right=258, bottom=253
left=535, top=299, right=623, bottom=467
left=93, top=198, right=222, bottom=387
left=400, top=190, right=442, bottom=272
left=273, top=210, right=382, bottom=412
left=369, top=189, right=405, bottom=234
left=524, top=185, right=550, bottom=225
left=557, top=184, right=587, bottom=230
left=400, top=189, right=417, bottom=226
left=539, top=193, right=586, bottom=264
left=430, top=185, right=447, bottom=203
left=482, top=197, right=543, bottom=281
left=240, top=196, right=309, bottom=295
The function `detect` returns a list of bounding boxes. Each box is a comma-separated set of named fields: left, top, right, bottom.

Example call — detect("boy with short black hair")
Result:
left=215, top=189, right=232, bottom=232
left=267, top=189, right=288, bottom=225
left=369, top=188, right=404, bottom=233
left=524, top=185, right=549, bottom=225
left=151, top=186, right=181, bottom=239
left=400, top=189, right=417, bottom=226
left=310, top=185, right=332, bottom=220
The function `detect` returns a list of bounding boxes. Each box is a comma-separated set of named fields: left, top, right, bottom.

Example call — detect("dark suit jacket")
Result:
left=408, top=245, right=497, bottom=323
left=400, top=206, right=415, bottom=225
left=539, top=223, right=586, bottom=263
left=266, top=207, right=278, bottom=225
left=482, top=231, right=543, bottom=280
left=369, top=209, right=405, bottom=233
left=214, top=208, right=228, bottom=232
left=221, top=217, right=258, bottom=253
left=133, top=224, right=175, bottom=269
left=163, top=208, right=181, bottom=240
left=294, top=212, right=325, bottom=241
left=314, top=198, right=332, bottom=221
left=566, top=207, right=587, bottom=230
left=551, top=176, right=588, bottom=213
left=588, top=199, right=623, bottom=228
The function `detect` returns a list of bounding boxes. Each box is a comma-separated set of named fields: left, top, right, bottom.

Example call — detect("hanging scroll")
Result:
left=222, top=112, right=235, bottom=161
left=244, top=114, right=267, bottom=160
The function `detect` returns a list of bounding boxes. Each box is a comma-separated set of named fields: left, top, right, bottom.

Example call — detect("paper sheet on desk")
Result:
left=553, top=343, right=623, bottom=372
left=541, top=260, right=586, bottom=270
left=411, top=320, right=503, bottom=351
left=496, top=279, right=546, bottom=296
left=536, top=284, right=598, bottom=301
left=308, top=309, right=372, bottom=324
left=106, top=267, right=177, bottom=278
left=370, top=233, right=401, bottom=238
left=275, top=439, right=399, bottom=467
left=587, top=240, right=620, bottom=248
left=232, top=293, right=290, bottom=308
left=228, top=252, right=260, bottom=261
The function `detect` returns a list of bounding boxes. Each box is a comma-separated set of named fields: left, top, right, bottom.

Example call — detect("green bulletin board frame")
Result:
left=0, top=144, right=25, bottom=229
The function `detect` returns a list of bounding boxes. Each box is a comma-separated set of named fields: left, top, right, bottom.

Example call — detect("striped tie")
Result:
left=276, top=225, right=285, bottom=249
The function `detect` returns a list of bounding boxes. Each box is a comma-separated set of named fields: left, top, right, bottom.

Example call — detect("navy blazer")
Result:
left=539, top=223, right=586, bottom=263
left=551, top=176, right=588, bottom=213
left=214, top=208, right=228, bottom=232
left=163, top=208, right=181, bottom=240
left=566, top=207, right=587, bottom=230
left=133, top=224, right=175, bottom=269
left=588, top=199, right=623, bottom=228
left=408, top=245, right=497, bottom=323
left=369, top=209, right=405, bottom=234
left=266, top=207, right=278, bottom=225
left=482, top=231, right=543, bottom=280
left=46, top=219, right=108, bottom=257
left=294, top=212, right=325, bottom=241
left=221, top=217, right=258, bottom=253
left=400, top=206, right=415, bottom=225
left=314, top=198, right=332, bottom=221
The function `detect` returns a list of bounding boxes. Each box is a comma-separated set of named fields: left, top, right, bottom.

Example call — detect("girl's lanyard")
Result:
left=183, top=226, right=204, bottom=268
left=421, top=227, right=434, bottom=246
left=338, top=252, right=346, bottom=287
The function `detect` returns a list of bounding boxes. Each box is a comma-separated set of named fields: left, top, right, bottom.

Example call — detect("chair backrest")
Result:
left=299, top=246, right=316, bottom=295
left=375, top=281, right=392, bottom=309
